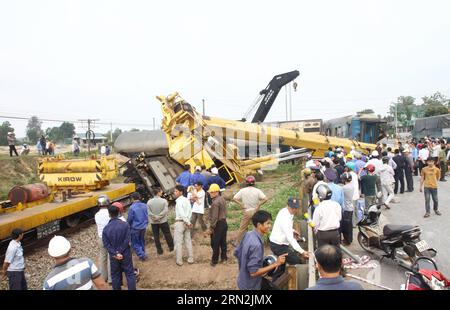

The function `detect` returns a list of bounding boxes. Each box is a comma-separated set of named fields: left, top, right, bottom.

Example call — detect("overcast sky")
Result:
left=1, top=0, right=450, bottom=137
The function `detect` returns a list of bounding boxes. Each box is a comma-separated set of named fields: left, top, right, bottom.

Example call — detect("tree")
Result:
left=388, top=96, right=417, bottom=128
left=130, top=128, right=140, bottom=132
left=45, top=127, right=62, bottom=142
left=357, top=109, right=375, bottom=115
left=0, top=121, right=14, bottom=146
left=421, top=92, right=450, bottom=117
left=105, top=128, right=123, bottom=143
left=59, top=122, right=75, bottom=140
left=26, top=116, right=43, bottom=144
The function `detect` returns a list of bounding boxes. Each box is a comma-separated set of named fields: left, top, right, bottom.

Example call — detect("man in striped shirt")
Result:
left=43, top=236, right=108, bottom=290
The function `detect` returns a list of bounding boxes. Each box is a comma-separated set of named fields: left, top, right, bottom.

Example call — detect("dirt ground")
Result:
left=0, top=147, right=300, bottom=289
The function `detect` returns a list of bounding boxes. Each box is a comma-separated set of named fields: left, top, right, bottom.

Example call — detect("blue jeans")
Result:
left=130, top=228, right=146, bottom=259
left=424, top=188, right=438, bottom=213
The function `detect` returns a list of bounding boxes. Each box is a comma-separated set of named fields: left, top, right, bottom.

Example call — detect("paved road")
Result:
left=343, top=175, right=449, bottom=290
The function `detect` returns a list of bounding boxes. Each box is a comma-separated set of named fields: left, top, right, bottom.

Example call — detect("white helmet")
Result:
left=211, top=167, right=219, bottom=175
left=371, top=150, right=379, bottom=157
left=48, top=236, right=71, bottom=258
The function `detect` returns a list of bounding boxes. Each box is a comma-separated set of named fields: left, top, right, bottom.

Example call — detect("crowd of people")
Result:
left=1, top=137, right=448, bottom=290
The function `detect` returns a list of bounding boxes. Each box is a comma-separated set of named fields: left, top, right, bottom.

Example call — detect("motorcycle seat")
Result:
left=383, top=224, right=416, bottom=237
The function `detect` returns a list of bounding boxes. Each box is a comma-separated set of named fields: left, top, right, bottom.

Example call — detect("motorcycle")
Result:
left=404, top=257, right=450, bottom=290
left=357, top=204, right=437, bottom=270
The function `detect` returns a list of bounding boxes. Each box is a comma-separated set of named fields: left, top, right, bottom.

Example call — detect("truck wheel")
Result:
left=65, top=214, right=81, bottom=228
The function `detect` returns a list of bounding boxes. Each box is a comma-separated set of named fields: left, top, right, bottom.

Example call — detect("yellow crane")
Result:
left=156, top=92, right=376, bottom=184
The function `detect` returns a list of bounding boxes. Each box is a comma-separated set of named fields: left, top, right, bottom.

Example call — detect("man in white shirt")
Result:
left=418, top=145, right=430, bottom=174
left=269, top=197, right=310, bottom=276
left=94, top=195, right=112, bottom=283
left=189, top=181, right=207, bottom=237
left=2, top=228, right=27, bottom=290
left=365, top=150, right=383, bottom=175
left=312, top=184, right=342, bottom=247
left=173, top=185, right=194, bottom=266
left=233, top=175, right=268, bottom=245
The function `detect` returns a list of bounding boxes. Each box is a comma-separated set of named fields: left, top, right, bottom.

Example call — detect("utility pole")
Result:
left=289, top=83, right=293, bottom=121
left=285, top=87, right=288, bottom=121
left=153, top=117, right=156, bottom=130
left=395, top=103, right=398, bottom=139
left=78, top=119, right=99, bottom=154
left=110, top=122, right=113, bottom=144
left=202, top=99, right=205, bottom=116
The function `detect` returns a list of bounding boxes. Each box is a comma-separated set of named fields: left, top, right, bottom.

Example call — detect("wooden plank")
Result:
left=287, top=266, right=298, bottom=290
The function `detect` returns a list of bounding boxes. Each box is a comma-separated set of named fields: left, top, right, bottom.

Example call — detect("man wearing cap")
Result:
left=206, top=184, right=228, bottom=266
left=173, top=185, right=194, bottom=266
left=94, top=195, right=112, bottom=283
left=269, top=198, right=309, bottom=275
left=190, top=165, right=207, bottom=187
left=205, top=167, right=226, bottom=191
left=233, top=176, right=268, bottom=245
left=102, top=205, right=136, bottom=290
left=43, top=236, right=108, bottom=290
left=313, top=184, right=342, bottom=247
left=6, top=132, right=19, bottom=157
left=2, top=228, right=27, bottom=290
left=360, top=164, right=381, bottom=212
left=365, top=150, right=382, bottom=175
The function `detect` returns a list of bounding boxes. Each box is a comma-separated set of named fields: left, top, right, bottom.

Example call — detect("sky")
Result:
left=1, top=0, right=450, bottom=138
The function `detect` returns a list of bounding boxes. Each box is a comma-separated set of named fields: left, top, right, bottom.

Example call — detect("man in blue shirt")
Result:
left=190, top=165, right=207, bottom=186
left=176, top=164, right=193, bottom=188
left=326, top=174, right=345, bottom=210
left=103, top=204, right=136, bottom=290
left=205, top=167, right=226, bottom=191
left=234, top=210, right=287, bottom=290
left=127, top=192, right=149, bottom=261
left=306, top=245, right=363, bottom=290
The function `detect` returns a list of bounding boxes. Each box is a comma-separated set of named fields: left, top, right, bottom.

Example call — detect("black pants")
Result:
left=394, top=169, right=405, bottom=194
left=340, top=211, right=353, bottom=244
left=151, top=222, right=174, bottom=255
left=440, top=161, right=447, bottom=181
left=317, top=229, right=340, bottom=248
left=418, top=161, right=425, bottom=175
left=211, top=219, right=228, bottom=264
left=269, top=241, right=306, bottom=282
left=404, top=167, right=414, bottom=192
left=9, top=145, right=18, bottom=157
left=7, top=271, right=27, bottom=290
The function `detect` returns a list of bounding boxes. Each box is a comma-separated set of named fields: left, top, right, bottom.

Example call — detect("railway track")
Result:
left=0, top=217, right=96, bottom=262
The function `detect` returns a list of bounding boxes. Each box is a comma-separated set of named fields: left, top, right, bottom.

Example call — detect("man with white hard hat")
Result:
left=43, top=236, right=108, bottom=290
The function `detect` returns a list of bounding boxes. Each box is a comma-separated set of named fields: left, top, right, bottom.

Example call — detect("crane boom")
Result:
left=244, top=70, right=299, bottom=123
left=156, top=92, right=376, bottom=184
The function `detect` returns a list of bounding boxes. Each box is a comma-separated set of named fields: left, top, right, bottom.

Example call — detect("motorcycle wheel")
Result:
left=357, top=232, right=374, bottom=253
